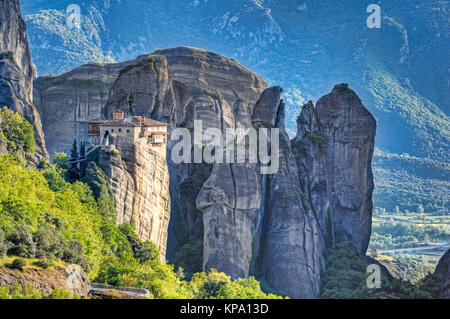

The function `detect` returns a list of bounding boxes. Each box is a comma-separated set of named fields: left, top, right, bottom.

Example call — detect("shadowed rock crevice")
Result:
left=252, top=95, right=324, bottom=299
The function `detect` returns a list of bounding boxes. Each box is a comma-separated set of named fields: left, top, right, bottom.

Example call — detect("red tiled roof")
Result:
left=88, top=116, right=168, bottom=128
left=131, top=116, right=169, bottom=127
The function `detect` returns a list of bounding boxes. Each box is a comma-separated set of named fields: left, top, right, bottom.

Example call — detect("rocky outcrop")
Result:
left=194, top=84, right=325, bottom=298
left=102, top=55, right=194, bottom=128
left=99, top=48, right=272, bottom=281
left=155, top=48, right=268, bottom=266
left=37, top=46, right=377, bottom=298
left=0, top=0, right=47, bottom=159
left=252, top=91, right=324, bottom=299
left=98, top=140, right=171, bottom=260
left=33, top=60, right=135, bottom=157
left=0, top=0, right=47, bottom=160
left=434, top=249, right=450, bottom=299
left=197, top=163, right=261, bottom=279
left=0, top=263, right=90, bottom=297
left=153, top=47, right=267, bottom=117
left=292, top=84, right=376, bottom=254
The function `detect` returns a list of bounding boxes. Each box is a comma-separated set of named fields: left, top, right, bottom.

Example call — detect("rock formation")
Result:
left=292, top=84, right=376, bottom=254
left=434, top=249, right=450, bottom=299
left=33, top=60, right=135, bottom=157
left=0, top=0, right=47, bottom=159
left=153, top=48, right=268, bottom=265
left=102, top=54, right=194, bottom=128
left=0, top=263, right=90, bottom=297
left=100, top=48, right=269, bottom=270
left=97, top=138, right=171, bottom=260
left=252, top=91, right=324, bottom=298
left=197, top=162, right=261, bottom=279
left=36, top=47, right=377, bottom=298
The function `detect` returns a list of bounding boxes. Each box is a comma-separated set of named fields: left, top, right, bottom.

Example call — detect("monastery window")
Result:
left=119, top=129, right=122, bottom=132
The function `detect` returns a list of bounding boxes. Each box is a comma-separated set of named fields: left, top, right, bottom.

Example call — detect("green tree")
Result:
left=70, top=139, right=78, bottom=161
left=45, top=288, right=78, bottom=299
left=172, top=242, right=203, bottom=280
left=68, top=139, right=80, bottom=183
left=7, top=226, right=36, bottom=258
left=0, top=229, right=12, bottom=257
left=79, top=141, right=87, bottom=178
left=0, top=107, right=35, bottom=155
left=53, top=153, right=70, bottom=171
left=320, top=242, right=373, bottom=299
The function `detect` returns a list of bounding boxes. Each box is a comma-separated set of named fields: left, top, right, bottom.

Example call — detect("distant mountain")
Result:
left=21, top=0, right=449, bottom=212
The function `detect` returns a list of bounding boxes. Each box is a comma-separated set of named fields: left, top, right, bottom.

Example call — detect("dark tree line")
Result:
left=68, top=139, right=87, bottom=183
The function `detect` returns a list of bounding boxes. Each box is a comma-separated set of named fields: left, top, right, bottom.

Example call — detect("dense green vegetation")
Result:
left=321, top=242, right=374, bottom=299
left=321, top=242, right=436, bottom=299
left=370, top=221, right=449, bottom=250
left=0, top=284, right=76, bottom=299
left=374, top=254, right=437, bottom=284
left=0, top=154, right=281, bottom=299
left=0, top=154, right=118, bottom=275
left=373, top=150, right=449, bottom=214
left=0, top=107, right=35, bottom=161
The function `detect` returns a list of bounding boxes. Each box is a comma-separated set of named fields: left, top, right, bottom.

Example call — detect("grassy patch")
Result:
left=204, top=89, right=223, bottom=100
left=0, top=256, right=66, bottom=271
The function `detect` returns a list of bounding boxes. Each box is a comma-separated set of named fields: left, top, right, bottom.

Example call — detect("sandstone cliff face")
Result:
left=99, top=140, right=171, bottom=260
left=252, top=91, right=324, bottom=298
left=153, top=47, right=267, bottom=119
left=197, top=163, right=261, bottom=279
left=102, top=48, right=268, bottom=275
left=38, top=47, right=377, bottom=298
left=0, top=0, right=47, bottom=159
left=292, top=85, right=376, bottom=254
left=155, top=48, right=268, bottom=266
left=34, top=60, right=134, bottom=157
left=102, top=55, right=194, bottom=128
